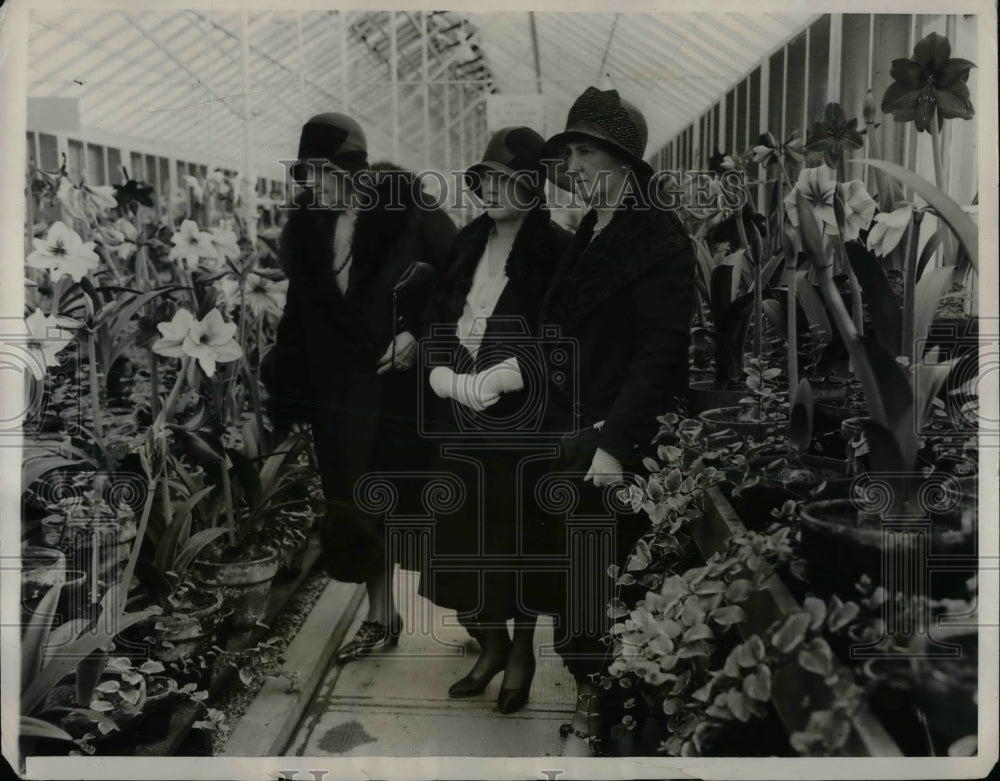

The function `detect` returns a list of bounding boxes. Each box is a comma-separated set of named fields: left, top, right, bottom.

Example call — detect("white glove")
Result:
left=584, top=447, right=624, bottom=487
left=477, top=357, right=524, bottom=397
left=376, top=331, right=417, bottom=374
left=428, top=366, right=500, bottom=411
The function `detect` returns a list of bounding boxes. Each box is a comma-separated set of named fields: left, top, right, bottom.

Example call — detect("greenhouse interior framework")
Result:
left=8, top=2, right=995, bottom=774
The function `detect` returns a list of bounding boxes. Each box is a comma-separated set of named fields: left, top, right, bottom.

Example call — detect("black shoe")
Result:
left=497, top=656, right=535, bottom=713
left=336, top=615, right=402, bottom=663
left=448, top=659, right=505, bottom=698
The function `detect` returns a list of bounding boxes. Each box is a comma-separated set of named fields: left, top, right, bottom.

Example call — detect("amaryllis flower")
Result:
left=136, top=299, right=178, bottom=349
left=57, top=178, right=118, bottom=226
left=708, top=148, right=737, bottom=175
left=182, top=308, right=243, bottom=377
left=784, top=166, right=839, bottom=235
left=866, top=203, right=914, bottom=257
left=152, top=308, right=197, bottom=358
left=26, top=221, right=100, bottom=282
left=806, top=103, right=865, bottom=165
left=837, top=179, right=877, bottom=241
left=209, top=225, right=241, bottom=265
left=881, top=31, right=976, bottom=132
left=217, top=273, right=287, bottom=319
left=24, top=308, right=75, bottom=380
left=182, top=175, right=204, bottom=201
left=113, top=171, right=155, bottom=211
left=169, top=219, right=218, bottom=268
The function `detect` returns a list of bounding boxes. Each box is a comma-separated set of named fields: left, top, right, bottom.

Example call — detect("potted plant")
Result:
left=188, top=430, right=313, bottom=632
left=699, top=358, right=788, bottom=446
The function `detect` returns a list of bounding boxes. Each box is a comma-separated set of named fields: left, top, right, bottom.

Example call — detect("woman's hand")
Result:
left=376, top=331, right=417, bottom=374
left=428, top=366, right=500, bottom=411
left=584, top=447, right=624, bottom=487
left=477, top=357, right=524, bottom=397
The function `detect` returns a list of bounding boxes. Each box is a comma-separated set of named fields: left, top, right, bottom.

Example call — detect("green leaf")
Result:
left=855, top=159, right=978, bottom=272
left=743, top=670, right=771, bottom=702
left=682, top=623, right=714, bottom=643
left=88, top=700, right=113, bottom=712
left=19, top=715, right=75, bottom=743
left=846, top=243, right=902, bottom=357
left=175, top=527, right=231, bottom=573
left=798, top=637, right=835, bottom=676
left=238, top=668, right=253, bottom=687
left=914, top=266, right=955, bottom=360
left=723, top=579, right=753, bottom=603
left=735, top=635, right=766, bottom=667
left=827, top=599, right=861, bottom=632
left=771, top=611, right=812, bottom=654
left=154, top=485, right=215, bottom=574
left=803, top=596, right=827, bottom=631
left=226, top=447, right=264, bottom=514
left=608, top=599, right=629, bottom=619
left=710, top=605, right=746, bottom=626
left=21, top=578, right=63, bottom=691
left=726, top=689, right=752, bottom=722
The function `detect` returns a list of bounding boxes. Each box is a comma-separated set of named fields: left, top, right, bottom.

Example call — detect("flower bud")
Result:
left=863, top=89, right=876, bottom=124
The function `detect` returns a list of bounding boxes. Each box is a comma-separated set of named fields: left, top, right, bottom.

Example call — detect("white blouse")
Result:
left=332, top=208, right=357, bottom=295
left=455, top=237, right=509, bottom=359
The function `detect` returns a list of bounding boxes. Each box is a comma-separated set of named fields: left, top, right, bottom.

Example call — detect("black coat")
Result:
left=261, top=162, right=457, bottom=581
left=416, top=207, right=571, bottom=618
left=541, top=204, right=697, bottom=470
left=521, top=204, right=697, bottom=662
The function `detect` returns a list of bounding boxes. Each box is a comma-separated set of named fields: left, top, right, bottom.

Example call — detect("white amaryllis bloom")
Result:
left=182, top=175, right=204, bottom=201
left=837, top=179, right=877, bottom=242
left=169, top=219, right=217, bottom=268
left=24, top=308, right=75, bottom=380
left=784, top=166, right=839, bottom=236
left=152, top=308, right=197, bottom=358
left=216, top=273, right=287, bottom=319
left=26, top=221, right=100, bottom=282
left=57, top=178, right=118, bottom=225
left=209, top=225, right=241, bottom=265
left=866, top=203, right=914, bottom=257
left=182, top=308, right=243, bottom=377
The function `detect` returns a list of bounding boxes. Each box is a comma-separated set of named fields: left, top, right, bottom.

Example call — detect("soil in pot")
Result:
left=133, top=675, right=179, bottom=742
left=194, top=545, right=280, bottom=633
left=799, top=498, right=975, bottom=600
left=814, top=401, right=869, bottom=440
left=698, top=406, right=786, bottom=446
left=686, top=381, right=747, bottom=415
left=732, top=454, right=852, bottom=530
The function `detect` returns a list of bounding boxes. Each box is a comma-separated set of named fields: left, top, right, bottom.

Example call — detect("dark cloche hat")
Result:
left=465, top=126, right=548, bottom=197
left=294, top=112, right=369, bottom=178
left=540, top=87, right=653, bottom=185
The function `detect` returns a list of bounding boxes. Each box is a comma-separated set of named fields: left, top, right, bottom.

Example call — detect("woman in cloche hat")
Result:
left=526, top=87, right=698, bottom=755
left=262, top=113, right=457, bottom=663
left=418, top=126, right=571, bottom=714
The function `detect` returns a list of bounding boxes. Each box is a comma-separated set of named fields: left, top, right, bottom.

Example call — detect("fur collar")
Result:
left=278, top=160, right=420, bottom=289
left=541, top=204, right=692, bottom=329
left=433, top=206, right=560, bottom=324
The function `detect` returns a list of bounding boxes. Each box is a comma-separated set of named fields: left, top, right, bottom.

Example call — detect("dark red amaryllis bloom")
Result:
left=881, top=31, right=976, bottom=132
left=806, top=103, right=865, bottom=161
left=113, top=167, right=155, bottom=212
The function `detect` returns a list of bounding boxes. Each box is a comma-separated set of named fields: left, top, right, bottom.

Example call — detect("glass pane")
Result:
left=724, top=90, right=735, bottom=155
left=736, top=79, right=748, bottom=156
left=841, top=14, right=872, bottom=122
left=67, top=139, right=84, bottom=181
left=749, top=66, right=761, bottom=144
left=808, top=15, right=831, bottom=124
left=786, top=31, right=808, bottom=138
left=86, top=144, right=106, bottom=185
left=712, top=103, right=721, bottom=154
left=768, top=49, right=785, bottom=139
left=38, top=133, right=59, bottom=170
left=145, top=154, right=158, bottom=191
left=131, top=152, right=145, bottom=181
left=107, top=148, right=123, bottom=185
left=871, top=15, right=910, bottom=166
left=26, top=131, right=36, bottom=167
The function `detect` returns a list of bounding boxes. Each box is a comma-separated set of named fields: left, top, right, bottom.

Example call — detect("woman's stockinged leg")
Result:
left=448, top=620, right=511, bottom=698
left=497, top=609, right=537, bottom=713
left=364, top=560, right=394, bottom=625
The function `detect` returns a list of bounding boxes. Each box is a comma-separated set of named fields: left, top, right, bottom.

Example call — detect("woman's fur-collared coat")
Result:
left=416, top=206, right=571, bottom=619
left=261, top=162, right=457, bottom=582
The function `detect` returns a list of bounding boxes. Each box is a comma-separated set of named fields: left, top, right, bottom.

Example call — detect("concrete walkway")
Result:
left=286, top=569, right=577, bottom=757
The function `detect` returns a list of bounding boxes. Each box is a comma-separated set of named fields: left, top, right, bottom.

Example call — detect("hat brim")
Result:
left=464, top=161, right=546, bottom=197
left=540, top=129, right=654, bottom=190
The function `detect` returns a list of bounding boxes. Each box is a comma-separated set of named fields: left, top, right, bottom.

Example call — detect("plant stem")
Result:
left=787, top=265, right=798, bottom=401
left=929, top=117, right=956, bottom=265
left=901, top=210, right=924, bottom=366
left=86, top=331, right=105, bottom=449
left=220, top=456, right=238, bottom=548
left=149, top=347, right=159, bottom=422
left=734, top=208, right=762, bottom=360
left=163, top=356, right=189, bottom=423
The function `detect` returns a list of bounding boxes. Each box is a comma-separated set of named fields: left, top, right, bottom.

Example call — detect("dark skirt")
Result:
left=309, top=368, right=430, bottom=583
left=518, top=435, right=650, bottom=682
